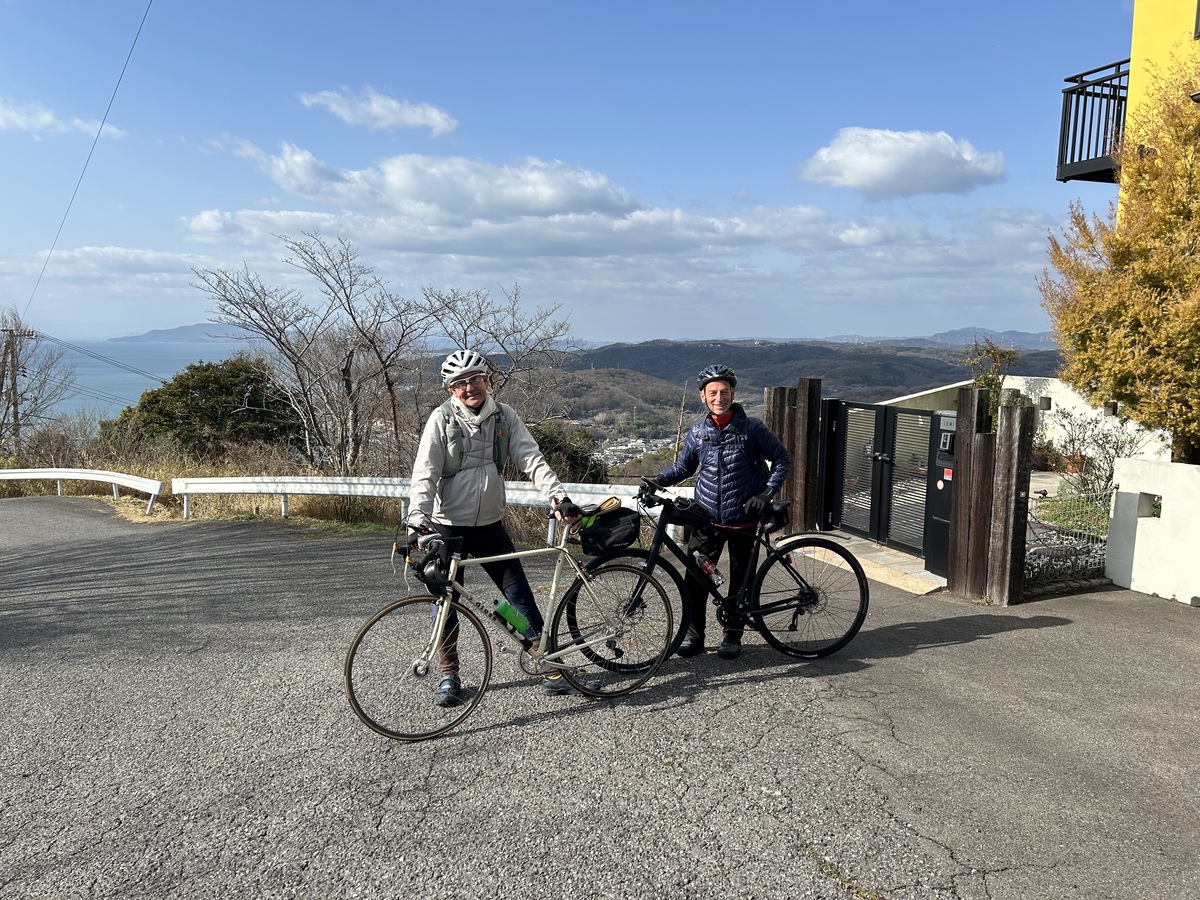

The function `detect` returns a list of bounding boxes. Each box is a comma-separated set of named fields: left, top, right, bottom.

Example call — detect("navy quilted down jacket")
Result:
left=656, top=404, right=790, bottom=526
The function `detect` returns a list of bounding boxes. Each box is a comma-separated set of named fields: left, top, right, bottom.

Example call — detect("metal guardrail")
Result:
left=0, top=468, right=166, bottom=515
left=2, top=469, right=692, bottom=539
left=170, top=475, right=410, bottom=520
left=170, top=475, right=693, bottom=541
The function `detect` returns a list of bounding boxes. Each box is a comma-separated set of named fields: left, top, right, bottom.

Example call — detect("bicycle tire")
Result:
left=551, top=564, right=672, bottom=698
left=345, top=595, right=492, bottom=741
left=583, top=547, right=690, bottom=655
left=750, top=535, right=869, bottom=659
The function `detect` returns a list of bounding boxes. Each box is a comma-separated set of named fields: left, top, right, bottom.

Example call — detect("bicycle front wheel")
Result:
left=345, top=595, right=492, bottom=741
left=551, top=564, right=672, bottom=698
left=751, top=536, right=869, bottom=658
left=583, top=547, right=689, bottom=656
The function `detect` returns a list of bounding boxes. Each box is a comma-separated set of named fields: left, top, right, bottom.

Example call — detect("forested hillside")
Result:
left=563, top=339, right=1060, bottom=405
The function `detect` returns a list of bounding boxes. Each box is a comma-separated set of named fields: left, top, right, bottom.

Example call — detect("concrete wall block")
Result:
left=1107, top=459, right=1200, bottom=605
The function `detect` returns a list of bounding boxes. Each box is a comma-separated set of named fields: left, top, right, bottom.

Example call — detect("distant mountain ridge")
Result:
left=112, top=323, right=1056, bottom=351
left=565, top=337, right=1061, bottom=404
left=823, top=328, right=1056, bottom=350
left=105, top=323, right=1060, bottom=404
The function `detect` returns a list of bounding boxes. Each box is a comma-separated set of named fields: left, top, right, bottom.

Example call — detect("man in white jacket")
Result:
left=407, top=349, right=583, bottom=706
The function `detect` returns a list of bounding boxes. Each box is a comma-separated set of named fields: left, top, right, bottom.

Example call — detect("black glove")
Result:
left=743, top=492, right=772, bottom=519
left=406, top=525, right=433, bottom=550
left=555, top=496, right=583, bottom=521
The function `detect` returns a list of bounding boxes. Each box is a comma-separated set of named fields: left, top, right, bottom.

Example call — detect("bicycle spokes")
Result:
left=751, top=537, right=869, bottom=659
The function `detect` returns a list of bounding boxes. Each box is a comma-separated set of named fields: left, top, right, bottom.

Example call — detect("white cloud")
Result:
left=18, top=139, right=1051, bottom=343
left=298, top=87, right=457, bottom=136
left=229, top=142, right=645, bottom=227
left=799, top=127, right=1004, bottom=200
left=185, top=142, right=1043, bottom=274
left=0, top=98, right=123, bottom=138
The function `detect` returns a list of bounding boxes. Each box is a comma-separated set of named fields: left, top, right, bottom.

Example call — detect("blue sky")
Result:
left=1, top=0, right=1133, bottom=344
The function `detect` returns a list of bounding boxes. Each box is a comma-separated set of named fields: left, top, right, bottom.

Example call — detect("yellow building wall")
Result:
left=1127, top=0, right=1200, bottom=118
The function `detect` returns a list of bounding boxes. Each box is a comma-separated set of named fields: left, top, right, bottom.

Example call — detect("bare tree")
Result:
left=20, top=408, right=98, bottom=467
left=194, top=237, right=426, bottom=475
left=193, top=234, right=578, bottom=476
left=1048, top=406, right=1160, bottom=495
left=1, top=307, right=75, bottom=460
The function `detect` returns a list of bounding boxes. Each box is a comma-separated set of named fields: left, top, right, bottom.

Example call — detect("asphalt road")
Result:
left=3, top=496, right=1198, bottom=899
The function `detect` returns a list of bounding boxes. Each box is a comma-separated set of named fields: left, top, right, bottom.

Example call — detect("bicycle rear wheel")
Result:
left=750, top=536, right=869, bottom=658
left=583, top=547, right=689, bottom=655
left=551, top=564, right=672, bottom=697
left=345, top=595, right=492, bottom=741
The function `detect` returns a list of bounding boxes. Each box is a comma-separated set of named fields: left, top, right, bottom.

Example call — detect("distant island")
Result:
left=108, top=323, right=254, bottom=343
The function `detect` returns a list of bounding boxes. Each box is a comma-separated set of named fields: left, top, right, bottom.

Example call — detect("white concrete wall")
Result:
left=881, top=380, right=972, bottom=411
left=882, top=377, right=1171, bottom=463
left=1003, top=376, right=1171, bottom=463
left=1107, top=459, right=1200, bottom=606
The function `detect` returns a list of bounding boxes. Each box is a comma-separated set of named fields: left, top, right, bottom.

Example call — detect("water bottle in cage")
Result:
left=693, top=551, right=725, bottom=587
left=493, top=598, right=531, bottom=635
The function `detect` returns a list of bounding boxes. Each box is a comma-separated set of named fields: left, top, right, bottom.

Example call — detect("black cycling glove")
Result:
left=743, top=492, right=773, bottom=518
left=556, top=496, right=583, bottom=520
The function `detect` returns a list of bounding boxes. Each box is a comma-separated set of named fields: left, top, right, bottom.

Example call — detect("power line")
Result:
left=22, top=0, right=156, bottom=318
left=42, top=372, right=137, bottom=408
left=37, top=331, right=168, bottom=384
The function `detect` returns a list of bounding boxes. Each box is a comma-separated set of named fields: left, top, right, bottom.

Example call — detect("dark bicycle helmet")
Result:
left=697, top=364, right=737, bottom=390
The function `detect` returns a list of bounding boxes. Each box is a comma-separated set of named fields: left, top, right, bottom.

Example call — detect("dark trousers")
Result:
left=684, top=526, right=755, bottom=642
left=432, top=521, right=543, bottom=674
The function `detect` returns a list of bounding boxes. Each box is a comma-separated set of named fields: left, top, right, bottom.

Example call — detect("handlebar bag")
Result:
left=577, top=507, right=640, bottom=555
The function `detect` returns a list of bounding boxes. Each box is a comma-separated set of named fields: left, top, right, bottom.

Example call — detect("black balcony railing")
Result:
left=1057, top=59, right=1129, bottom=183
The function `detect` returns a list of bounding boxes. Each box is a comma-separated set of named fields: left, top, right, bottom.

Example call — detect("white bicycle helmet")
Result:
left=441, top=348, right=490, bottom=386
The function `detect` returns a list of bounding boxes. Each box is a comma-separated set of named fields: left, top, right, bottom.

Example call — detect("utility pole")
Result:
left=2, top=327, right=35, bottom=458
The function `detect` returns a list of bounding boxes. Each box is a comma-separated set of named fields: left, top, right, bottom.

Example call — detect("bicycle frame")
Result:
left=630, top=488, right=811, bottom=631
left=646, top=513, right=759, bottom=605
left=419, top=523, right=632, bottom=675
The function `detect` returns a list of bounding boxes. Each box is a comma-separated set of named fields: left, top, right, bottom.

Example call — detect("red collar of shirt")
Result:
left=711, top=410, right=734, bottom=431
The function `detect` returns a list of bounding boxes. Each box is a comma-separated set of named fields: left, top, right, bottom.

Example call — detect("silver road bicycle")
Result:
left=345, top=522, right=673, bottom=741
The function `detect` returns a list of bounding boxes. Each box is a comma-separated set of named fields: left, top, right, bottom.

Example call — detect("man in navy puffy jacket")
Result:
left=654, top=365, right=790, bottom=659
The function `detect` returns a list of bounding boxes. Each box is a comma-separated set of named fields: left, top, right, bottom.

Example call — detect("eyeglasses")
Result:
left=448, top=373, right=487, bottom=392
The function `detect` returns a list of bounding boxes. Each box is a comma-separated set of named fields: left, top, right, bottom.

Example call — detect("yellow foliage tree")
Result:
left=1039, top=59, right=1200, bottom=465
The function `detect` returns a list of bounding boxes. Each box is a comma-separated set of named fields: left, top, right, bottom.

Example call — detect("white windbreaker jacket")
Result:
left=407, top=394, right=565, bottom=528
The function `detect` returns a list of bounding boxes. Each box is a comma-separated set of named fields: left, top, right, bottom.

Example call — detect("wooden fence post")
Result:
left=966, top=433, right=995, bottom=599
left=986, top=391, right=1035, bottom=605
left=793, top=378, right=821, bottom=531
left=948, top=387, right=992, bottom=599
left=765, top=379, right=822, bottom=532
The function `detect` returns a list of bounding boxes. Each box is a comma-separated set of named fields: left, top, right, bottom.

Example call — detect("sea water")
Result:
left=49, top=340, right=245, bottom=418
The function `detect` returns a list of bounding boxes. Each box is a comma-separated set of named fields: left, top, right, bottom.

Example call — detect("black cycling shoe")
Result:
left=433, top=674, right=462, bottom=707
left=676, top=634, right=706, bottom=657
left=541, top=674, right=599, bottom=696
left=716, top=634, right=742, bottom=659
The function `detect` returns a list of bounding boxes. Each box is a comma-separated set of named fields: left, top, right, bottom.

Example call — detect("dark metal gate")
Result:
left=818, top=400, right=934, bottom=555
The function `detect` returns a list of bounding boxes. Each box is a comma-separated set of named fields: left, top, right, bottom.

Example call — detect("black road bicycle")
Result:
left=582, top=479, right=869, bottom=659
